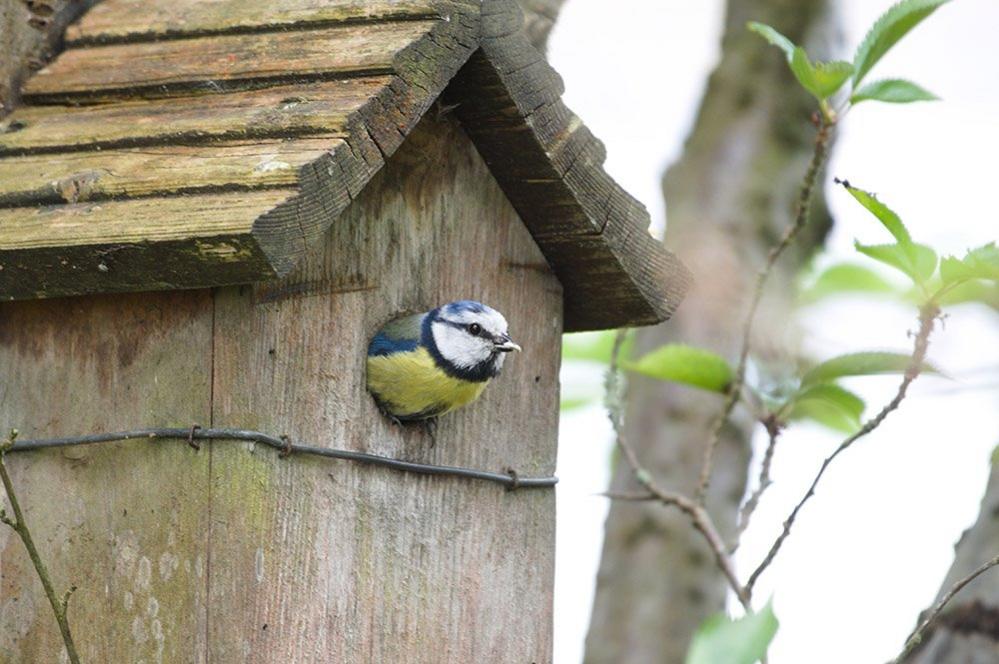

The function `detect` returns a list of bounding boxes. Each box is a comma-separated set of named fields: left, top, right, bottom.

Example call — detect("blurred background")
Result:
left=543, top=0, right=999, bottom=662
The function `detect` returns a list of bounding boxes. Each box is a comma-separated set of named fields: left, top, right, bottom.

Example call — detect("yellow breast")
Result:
left=366, top=347, right=488, bottom=419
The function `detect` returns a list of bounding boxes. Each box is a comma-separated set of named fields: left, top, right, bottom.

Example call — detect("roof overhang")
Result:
left=0, top=0, right=690, bottom=331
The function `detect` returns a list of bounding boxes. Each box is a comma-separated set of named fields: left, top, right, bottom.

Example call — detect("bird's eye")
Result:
left=468, top=323, right=482, bottom=336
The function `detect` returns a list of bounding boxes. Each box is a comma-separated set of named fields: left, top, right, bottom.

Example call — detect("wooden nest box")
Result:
left=0, top=1, right=690, bottom=661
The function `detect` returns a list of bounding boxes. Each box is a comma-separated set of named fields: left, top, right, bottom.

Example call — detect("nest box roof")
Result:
left=0, top=0, right=689, bottom=331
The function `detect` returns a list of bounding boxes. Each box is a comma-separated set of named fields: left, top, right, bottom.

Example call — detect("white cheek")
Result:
left=432, top=324, right=492, bottom=368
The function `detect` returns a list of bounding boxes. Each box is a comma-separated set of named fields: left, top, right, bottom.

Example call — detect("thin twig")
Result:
left=732, top=418, right=783, bottom=551
left=695, top=118, right=834, bottom=504
left=892, top=553, right=999, bottom=663
left=0, top=431, right=81, bottom=664
left=603, top=487, right=751, bottom=610
left=605, top=332, right=751, bottom=610
left=746, top=305, right=939, bottom=595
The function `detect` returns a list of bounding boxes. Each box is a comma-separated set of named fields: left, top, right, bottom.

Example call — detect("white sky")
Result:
left=548, top=1, right=999, bottom=663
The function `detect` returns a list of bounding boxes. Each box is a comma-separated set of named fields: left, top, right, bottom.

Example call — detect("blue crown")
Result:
left=442, top=300, right=488, bottom=315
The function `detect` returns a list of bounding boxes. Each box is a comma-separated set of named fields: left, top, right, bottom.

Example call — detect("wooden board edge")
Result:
left=0, top=233, right=277, bottom=301
left=449, top=0, right=692, bottom=330
left=65, top=1, right=443, bottom=47
left=253, top=0, right=482, bottom=281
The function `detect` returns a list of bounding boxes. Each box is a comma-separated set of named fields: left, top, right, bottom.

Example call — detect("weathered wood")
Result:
left=0, top=1, right=482, bottom=305
left=208, top=114, right=560, bottom=661
left=448, top=0, right=691, bottom=330
left=24, top=22, right=437, bottom=102
left=0, top=290, right=213, bottom=663
left=0, top=191, right=292, bottom=300
left=0, top=0, right=686, bottom=331
left=0, top=190, right=292, bottom=249
left=0, top=79, right=387, bottom=156
left=67, top=0, right=439, bottom=46
left=0, top=137, right=344, bottom=206
left=0, top=0, right=96, bottom=113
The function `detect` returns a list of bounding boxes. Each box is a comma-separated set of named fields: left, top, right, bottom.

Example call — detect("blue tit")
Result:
left=366, top=300, right=521, bottom=422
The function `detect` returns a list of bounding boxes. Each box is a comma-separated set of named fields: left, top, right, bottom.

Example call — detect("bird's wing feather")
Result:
left=380, top=313, right=425, bottom=340
left=367, top=313, right=425, bottom=357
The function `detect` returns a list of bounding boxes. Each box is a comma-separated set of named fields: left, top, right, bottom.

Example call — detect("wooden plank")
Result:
left=0, top=0, right=97, bottom=112
left=67, top=0, right=439, bottom=46
left=209, top=113, right=559, bottom=662
left=0, top=79, right=390, bottom=155
left=0, top=191, right=292, bottom=249
left=0, top=0, right=481, bottom=302
left=539, top=220, right=693, bottom=330
left=0, top=191, right=295, bottom=300
left=447, top=0, right=692, bottom=331
left=0, top=290, right=213, bottom=662
left=0, top=137, right=344, bottom=206
left=24, top=22, right=437, bottom=102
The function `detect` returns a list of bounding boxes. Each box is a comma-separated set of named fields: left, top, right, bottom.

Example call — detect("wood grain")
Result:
left=0, top=191, right=293, bottom=300
left=0, top=0, right=685, bottom=332
left=0, top=0, right=97, bottom=112
left=0, top=0, right=481, bottom=304
left=0, top=79, right=388, bottom=156
left=0, top=291, right=213, bottom=663
left=448, top=0, right=691, bottom=330
left=0, top=190, right=291, bottom=249
left=67, top=0, right=439, bottom=46
left=24, top=22, right=436, bottom=102
left=208, top=114, right=559, bottom=662
left=0, top=137, right=344, bottom=206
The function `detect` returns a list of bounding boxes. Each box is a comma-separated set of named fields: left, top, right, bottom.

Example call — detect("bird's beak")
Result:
left=495, top=335, right=522, bottom=353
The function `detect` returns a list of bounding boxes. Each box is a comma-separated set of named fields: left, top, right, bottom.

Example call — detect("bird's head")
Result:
left=426, top=300, right=520, bottom=380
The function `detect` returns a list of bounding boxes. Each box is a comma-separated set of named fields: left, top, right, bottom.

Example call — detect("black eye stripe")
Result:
left=440, top=319, right=486, bottom=334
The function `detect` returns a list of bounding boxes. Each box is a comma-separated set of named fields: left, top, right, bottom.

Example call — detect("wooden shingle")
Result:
left=0, top=0, right=690, bottom=331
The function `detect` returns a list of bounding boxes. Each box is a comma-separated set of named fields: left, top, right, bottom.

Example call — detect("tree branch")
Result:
left=696, top=117, right=834, bottom=504
left=892, top=553, right=999, bottom=663
left=605, top=333, right=751, bottom=610
left=733, top=419, right=783, bottom=550
left=746, top=305, right=939, bottom=595
left=0, top=430, right=81, bottom=664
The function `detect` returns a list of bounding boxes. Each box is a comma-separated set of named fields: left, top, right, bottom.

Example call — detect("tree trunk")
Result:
left=515, top=0, right=566, bottom=53
left=0, top=0, right=96, bottom=116
left=901, top=455, right=999, bottom=663
left=585, top=1, right=836, bottom=662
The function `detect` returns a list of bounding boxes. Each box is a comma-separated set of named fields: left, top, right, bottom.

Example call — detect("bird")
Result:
left=366, top=300, right=521, bottom=423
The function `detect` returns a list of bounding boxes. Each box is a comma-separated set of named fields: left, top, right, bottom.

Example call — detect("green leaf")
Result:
left=855, top=241, right=937, bottom=286
left=785, top=383, right=865, bottom=433
left=562, top=330, right=635, bottom=365
left=788, top=399, right=859, bottom=433
left=747, top=21, right=796, bottom=61
left=560, top=396, right=598, bottom=412
left=853, top=0, right=952, bottom=85
left=749, top=25, right=850, bottom=101
left=811, top=60, right=855, bottom=99
left=626, top=344, right=733, bottom=393
left=798, top=262, right=900, bottom=304
left=851, top=78, right=939, bottom=104
left=940, top=243, right=999, bottom=285
left=802, top=351, right=934, bottom=387
left=936, top=280, right=999, bottom=308
left=686, top=604, right=779, bottom=664
left=789, top=48, right=854, bottom=101
left=842, top=184, right=911, bottom=244
left=790, top=47, right=819, bottom=97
